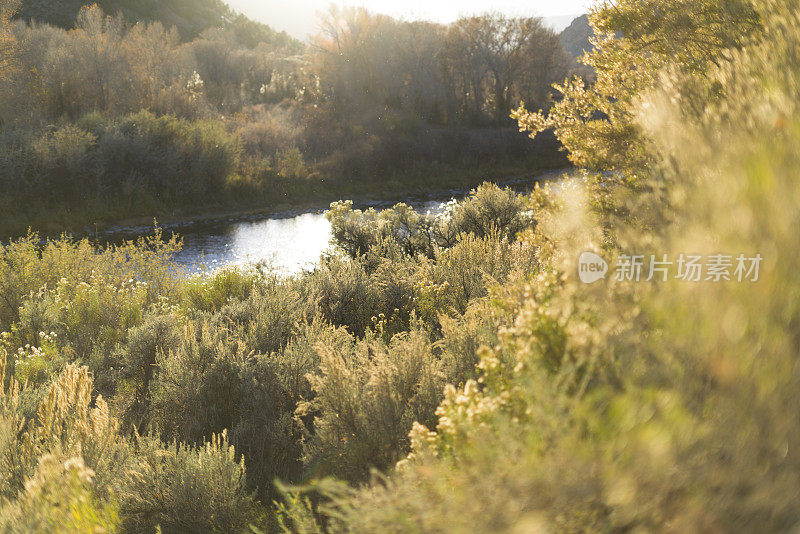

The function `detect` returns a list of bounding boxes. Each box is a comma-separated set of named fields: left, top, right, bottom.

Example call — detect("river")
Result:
left=101, top=169, right=568, bottom=274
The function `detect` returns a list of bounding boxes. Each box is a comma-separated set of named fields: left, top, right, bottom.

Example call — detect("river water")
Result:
left=102, top=169, right=567, bottom=274
left=161, top=199, right=443, bottom=274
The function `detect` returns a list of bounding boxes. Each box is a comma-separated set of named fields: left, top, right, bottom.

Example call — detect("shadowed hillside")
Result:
left=560, top=14, right=593, bottom=59
left=18, top=0, right=298, bottom=45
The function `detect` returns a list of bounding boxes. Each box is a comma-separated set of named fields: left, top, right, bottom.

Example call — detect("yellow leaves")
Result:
left=0, top=0, right=20, bottom=25
left=515, top=0, right=759, bottom=172
left=0, top=0, right=19, bottom=80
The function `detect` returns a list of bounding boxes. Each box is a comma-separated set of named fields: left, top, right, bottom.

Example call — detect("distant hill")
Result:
left=543, top=13, right=582, bottom=34
left=560, top=14, right=594, bottom=60
left=17, top=0, right=300, bottom=47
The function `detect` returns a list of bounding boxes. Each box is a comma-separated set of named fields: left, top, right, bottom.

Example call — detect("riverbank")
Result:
left=2, top=156, right=568, bottom=241
left=85, top=167, right=570, bottom=274
left=95, top=166, right=569, bottom=243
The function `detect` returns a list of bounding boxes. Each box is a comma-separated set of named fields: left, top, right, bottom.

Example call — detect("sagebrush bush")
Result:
left=367, top=257, right=419, bottom=340
left=438, top=300, right=499, bottom=386
left=216, top=278, right=307, bottom=356
left=179, top=267, right=258, bottom=314
left=0, top=454, right=119, bottom=534
left=149, top=319, right=245, bottom=443
left=299, top=327, right=444, bottom=482
left=432, top=231, right=534, bottom=314
left=434, top=182, right=532, bottom=247
left=0, top=360, right=129, bottom=508
left=308, top=255, right=378, bottom=336
left=0, top=230, right=181, bottom=334
left=122, top=314, right=182, bottom=397
left=119, top=431, right=259, bottom=533
left=327, top=201, right=439, bottom=261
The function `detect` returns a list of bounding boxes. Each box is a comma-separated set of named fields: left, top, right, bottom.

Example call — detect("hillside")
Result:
left=560, top=14, right=594, bottom=59
left=17, top=0, right=298, bottom=46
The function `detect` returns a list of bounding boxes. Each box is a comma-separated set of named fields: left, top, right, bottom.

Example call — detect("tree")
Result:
left=312, top=7, right=449, bottom=122
left=442, top=13, right=567, bottom=123
left=513, top=0, right=760, bottom=172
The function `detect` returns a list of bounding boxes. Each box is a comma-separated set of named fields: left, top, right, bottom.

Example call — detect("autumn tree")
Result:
left=513, top=0, right=760, bottom=172
left=313, top=9, right=567, bottom=126
left=442, top=13, right=567, bottom=123
left=313, top=7, right=448, bottom=121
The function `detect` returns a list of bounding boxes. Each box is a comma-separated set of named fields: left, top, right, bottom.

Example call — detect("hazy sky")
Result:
left=226, top=0, right=594, bottom=40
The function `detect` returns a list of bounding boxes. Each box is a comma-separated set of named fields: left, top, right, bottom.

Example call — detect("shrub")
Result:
left=151, top=317, right=349, bottom=501
left=103, top=111, right=242, bottom=202
left=299, top=327, right=443, bottom=482
left=56, top=275, right=149, bottom=365
left=118, top=431, right=259, bottom=533
left=216, top=278, right=306, bottom=356
left=6, top=331, right=65, bottom=387
left=368, top=258, right=419, bottom=339
left=122, top=314, right=182, bottom=399
left=0, top=455, right=119, bottom=533
left=308, top=255, right=378, bottom=336
left=438, top=301, right=499, bottom=386
left=28, top=125, right=98, bottom=203
left=149, top=319, right=245, bottom=444
left=327, top=201, right=437, bottom=262
left=179, top=267, right=258, bottom=314
left=0, top=111, right=244, bottom=227
left=434, top=182, right=532, bottom=247
left=0, top=231, right=181, bottom=335
left=432, top=232, right=516, bottom=314
left=273, top=147, right=308, bottom=180
left=326, top=202, right=384, bottom=259
left=0, top=360, right=129, bottom=502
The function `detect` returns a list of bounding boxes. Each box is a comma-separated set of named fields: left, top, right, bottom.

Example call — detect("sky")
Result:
left=225, top=0, right=595, bottom=40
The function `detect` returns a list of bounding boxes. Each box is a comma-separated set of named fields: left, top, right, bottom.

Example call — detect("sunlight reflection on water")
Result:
left=170, top=200, right=444, bottom=274
left=173, top=212, right=333, bottom=274
left=104, top=169, right=568, bottom=275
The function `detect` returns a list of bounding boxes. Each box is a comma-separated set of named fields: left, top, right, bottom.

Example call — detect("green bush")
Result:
left=438, top=300, right=499, bottom=386
left=215, top=278, right=307, bottom=356
left=0, top=111, right=244, bottom=230
left=0, top=361, right=129, bottom=503
left=0, top=454, right=119, bottom=534
left=0, top=165, right=557, bottom=529
left=432, top=231, right=536, bottom=314
left=28, top=125, right=98, bottom=203
left=308, top=255, right=378, bottom=336
left=327, top=184, right=535, bottom=266
left=434, top=182, right=532, bottom=247
left=122, top=314, right=182, bottom=398
left=368, top=257, right=419, bottom=339
left=0, top=230, right=181, bottom=334
left=326, top=202, right=385, bottom=259
left=299, top=327, right=443, bottom=482
left=327, top=201, right=438, bottom=262
left=149, top=319, right=244, bottom=443
left=118, top=431, right=259, bottom=533
left=179, top=267, right=258, bottom=314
